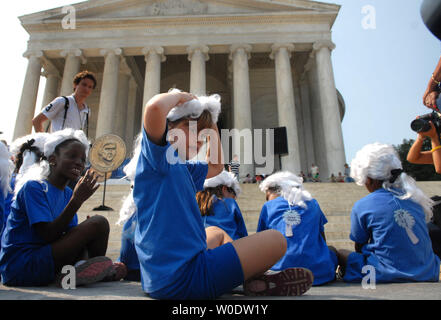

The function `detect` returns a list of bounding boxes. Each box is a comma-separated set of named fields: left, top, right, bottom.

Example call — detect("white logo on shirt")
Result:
left=283, top=209, right=301, bottom=237
left=394, top=209, right=419, bottom=245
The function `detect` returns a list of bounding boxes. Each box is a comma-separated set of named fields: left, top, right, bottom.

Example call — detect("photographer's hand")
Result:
left=407, top=119, right=435, bottom=165
left=424, top=90, right=440, bottom=112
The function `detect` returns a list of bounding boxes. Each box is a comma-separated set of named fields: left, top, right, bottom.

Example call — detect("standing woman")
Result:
left=0, top=129, right=124, bottom=287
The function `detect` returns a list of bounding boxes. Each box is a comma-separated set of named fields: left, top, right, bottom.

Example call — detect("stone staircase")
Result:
left=77, top=181, right=441, bottom=261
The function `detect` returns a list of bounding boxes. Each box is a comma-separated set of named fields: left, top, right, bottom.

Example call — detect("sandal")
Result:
left=244, top=268, right=314, bottom=296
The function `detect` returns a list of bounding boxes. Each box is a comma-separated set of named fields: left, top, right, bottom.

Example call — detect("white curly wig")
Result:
left=10, top=132, right=50, bottom=157
left=259, top=171, right=313, bottom=208
left=203, top=170, right=241, bottom=197
left=166, top=88, right=221, bottom=124
left=351, top=142, right=434, bottom=221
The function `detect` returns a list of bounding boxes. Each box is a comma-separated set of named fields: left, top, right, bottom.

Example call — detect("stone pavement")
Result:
left=1, top=181, right=441, bottom=300
left=1, top=279, right=441, bottom=300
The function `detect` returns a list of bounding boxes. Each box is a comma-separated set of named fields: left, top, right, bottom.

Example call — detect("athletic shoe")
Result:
left=75, top=256, right=114, bottom=286
left=244, top=267, right=314, bottom=296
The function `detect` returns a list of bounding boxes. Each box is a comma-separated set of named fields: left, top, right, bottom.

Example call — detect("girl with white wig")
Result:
left=257, top=171, right=338, bottom=286
left=339, top=143, right=440, bottom=283
left=134, top=89, right=313, bottom=299
left=3, top=133, right=50, bottom=224
left=196, top=170, right=248, bottom=249
left=116, top=133, right=142, bottom=281
left=0, top=141, right=13, bottom=237
left=0, top=129, right=126, bottom=287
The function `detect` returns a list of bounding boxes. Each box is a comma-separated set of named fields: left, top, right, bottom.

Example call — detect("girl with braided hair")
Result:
left=0, top=129, right=126, bottom=287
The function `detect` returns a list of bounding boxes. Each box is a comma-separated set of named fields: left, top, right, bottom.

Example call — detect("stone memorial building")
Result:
left=14, top=0, right=346, bottom=179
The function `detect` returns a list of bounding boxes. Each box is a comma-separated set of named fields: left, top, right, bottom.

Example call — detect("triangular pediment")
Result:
left=20, top=0, right=339, bottom=24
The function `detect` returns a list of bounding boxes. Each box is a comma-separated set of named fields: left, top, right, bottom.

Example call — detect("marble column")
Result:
left=115, top=58, right=131, bottom=140
left=40, top=68, right=61, bottom=132
left=60, top=49, right=86, bottom=96
left=299, top=75, right=316, bottom=172
left=306, top=54, right=328, bottom=178
left=142, top=46, right=166, bottom=115
left=95, top=48, right=122, bottom=138
left=270, top=43, right=301, bottom=174
left=41, top=69, right=60, bottom=108
left=125, top=77, right=138, bottom=150
left=187, top=45, right=209, bottom=96
left=13, top=51, right=43, bottom=139
left=313, top=40, right=346, bottom=178
left=229, top=44, right=254, bottom=178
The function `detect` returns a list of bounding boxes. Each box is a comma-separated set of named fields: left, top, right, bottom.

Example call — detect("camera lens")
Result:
left=411, top=119, right=432, bottom=133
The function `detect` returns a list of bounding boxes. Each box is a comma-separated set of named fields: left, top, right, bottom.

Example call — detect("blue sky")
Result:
left=1, top=0, right=440, bottom=164
left=319, top=0, right=441, bottom=161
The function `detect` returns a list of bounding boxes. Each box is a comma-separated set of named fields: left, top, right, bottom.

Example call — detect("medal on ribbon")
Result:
left=283, top=209, right=301, bottom=237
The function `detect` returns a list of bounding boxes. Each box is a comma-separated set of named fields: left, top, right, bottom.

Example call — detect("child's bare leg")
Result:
left=51, top=215, right=110, bottom=272
left=231, top=229, right=287, bottom=280
left=205, top=226, right=233, bottom=249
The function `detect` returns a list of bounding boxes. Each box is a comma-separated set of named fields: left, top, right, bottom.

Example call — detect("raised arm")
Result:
left=143, top=91, right=196, bottom=145
left=407, top=121, right=441, bottom=173
left=423, top=57, right=441, bottom=111
left=33, top=170, right=99, bottom=243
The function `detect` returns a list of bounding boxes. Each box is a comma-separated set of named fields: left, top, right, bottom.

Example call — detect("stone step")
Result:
left=73, top=181, right=441, bottom=262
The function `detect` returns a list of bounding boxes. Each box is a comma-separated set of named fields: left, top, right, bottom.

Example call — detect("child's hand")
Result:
left=174, top=91, right=197, bottom=107
left=72, top=169, right=100, bottom=204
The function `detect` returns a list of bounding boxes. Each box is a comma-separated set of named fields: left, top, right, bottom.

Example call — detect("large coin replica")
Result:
left=89, top=134, right=126, bottom=211
left=89, top=134, right=126, bottom=173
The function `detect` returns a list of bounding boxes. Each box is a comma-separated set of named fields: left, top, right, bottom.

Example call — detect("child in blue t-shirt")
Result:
left=0, top=129, right=126, bottom=287
left=257, top=171, right=338, bottom=286
left=133, top=89, right=314, bottom=299
left=196, top=170, right=248, bottom=248
left=338, top=143, right=440, bottom=283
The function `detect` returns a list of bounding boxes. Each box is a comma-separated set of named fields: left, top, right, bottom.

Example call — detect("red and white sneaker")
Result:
left=244, top=268, right=314, bottom=296
left=74, top=256, right=114, bottom=287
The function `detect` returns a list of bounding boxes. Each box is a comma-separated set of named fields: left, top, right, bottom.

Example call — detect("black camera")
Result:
left=410, top=111, right=441, bottom=135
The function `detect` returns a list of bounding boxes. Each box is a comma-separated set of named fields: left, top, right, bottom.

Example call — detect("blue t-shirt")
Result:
left=0, top=180, right=77, bottom=283
left=203, top=197, right=248, bottom=241
left=118, top=213, right=140, bottom=271
left=133, top=128, right=209, bottom=293
left=257, top=197, right=337, bottom=285
left=349, top=188, right=440, bottom=283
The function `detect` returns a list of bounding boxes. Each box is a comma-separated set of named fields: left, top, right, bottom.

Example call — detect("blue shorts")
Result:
left=148, top=242, right=244, bottom=300
left=3, top=245, right=55, bottom=287
left=342, top=252, right=366, bottom=283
